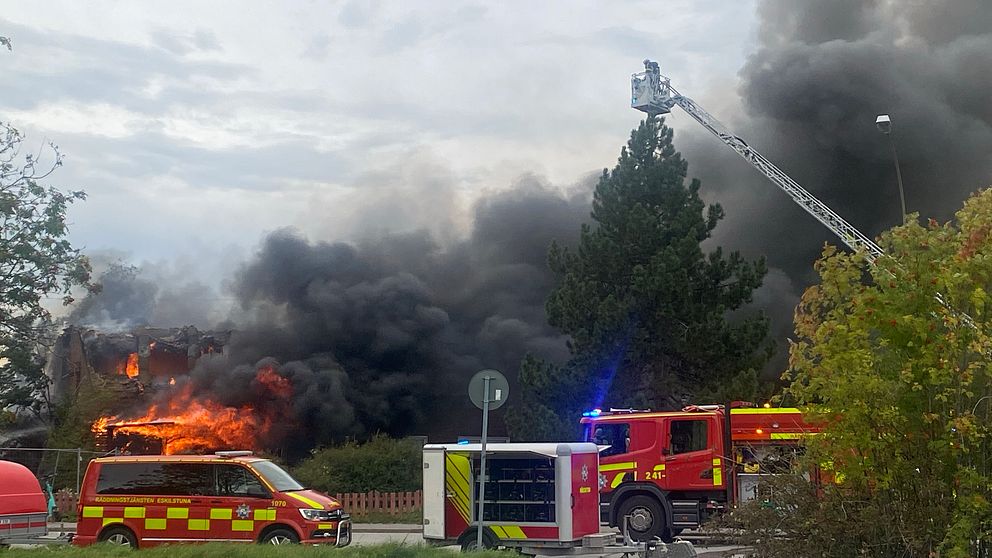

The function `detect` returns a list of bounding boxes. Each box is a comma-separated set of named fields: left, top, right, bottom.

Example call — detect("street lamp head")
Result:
left=876, top=114, right=892, bottom=134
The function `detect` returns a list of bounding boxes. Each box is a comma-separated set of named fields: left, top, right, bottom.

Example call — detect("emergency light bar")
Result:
left=214, top=450, right=253, bottom=458
left=582, top=407, right=652, bottom=417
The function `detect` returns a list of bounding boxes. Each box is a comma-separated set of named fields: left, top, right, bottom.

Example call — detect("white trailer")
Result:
left=422, top=442, right=695, bottom=557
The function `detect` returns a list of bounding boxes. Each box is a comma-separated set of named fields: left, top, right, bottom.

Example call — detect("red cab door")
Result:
left=661, top=417, right=723, bottom=491
left=213, top=463, right=273, bottom=541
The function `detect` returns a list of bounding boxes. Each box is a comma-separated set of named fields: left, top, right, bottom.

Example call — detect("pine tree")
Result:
left=508, top=117, right=770, bottom=439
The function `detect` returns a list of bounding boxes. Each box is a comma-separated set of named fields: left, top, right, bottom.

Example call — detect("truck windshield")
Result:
left=250, top=460, right=305, bottom=492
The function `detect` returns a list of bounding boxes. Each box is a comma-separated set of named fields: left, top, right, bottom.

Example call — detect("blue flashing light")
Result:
left=456, top=439, right=470, bottom=445
left=582, top=408, right=603, bottom=418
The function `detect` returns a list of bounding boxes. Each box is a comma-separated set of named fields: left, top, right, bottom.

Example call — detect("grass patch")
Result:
left=0, top=543, right=509, bottom=557
left=350, top=510, right=422, bottom=524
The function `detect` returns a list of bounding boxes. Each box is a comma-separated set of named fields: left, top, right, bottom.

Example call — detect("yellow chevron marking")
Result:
left=600, top=462, right=636, bottom=472
left=770, top=432, right=804, bottom=440
left=101, top=518, right=123, bottom=527
left=445, top=453, right=472, bottom=523
left=285, top=492, right=323, bottom=509
left=610, top=472, right=627, bottom=488
left=506, top=525, right=527, bottom=539
left=491, top=525, right=526, bottom=539
left=653, top=464, right=666, bottom=471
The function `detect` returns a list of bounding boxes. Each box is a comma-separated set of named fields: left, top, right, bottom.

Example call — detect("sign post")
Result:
left=468, top=369, right=509, bottom=550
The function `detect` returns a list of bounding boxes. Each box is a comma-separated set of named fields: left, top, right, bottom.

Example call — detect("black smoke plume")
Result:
left=684, top=0, right=992, bottom=370
left=176, top=178, right=587, bottom=456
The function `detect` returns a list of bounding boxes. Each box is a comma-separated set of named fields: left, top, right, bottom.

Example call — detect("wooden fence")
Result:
left=53, top=489, right=422, bottom=517
left=55, top=489, right=76, bottom=516
left=333, top=490, right=422, bottom=516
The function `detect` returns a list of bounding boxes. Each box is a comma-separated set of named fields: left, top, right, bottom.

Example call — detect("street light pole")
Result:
left=876, top=114, right=907, bottom=225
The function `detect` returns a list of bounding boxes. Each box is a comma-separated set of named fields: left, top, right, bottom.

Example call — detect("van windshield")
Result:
left=250, top=460, right=305, bottom=492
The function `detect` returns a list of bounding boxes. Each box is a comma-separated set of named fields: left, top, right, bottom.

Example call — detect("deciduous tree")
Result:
left=753, top=189, right=992, bottom=556
left=0, top=121, right=92, bottom=419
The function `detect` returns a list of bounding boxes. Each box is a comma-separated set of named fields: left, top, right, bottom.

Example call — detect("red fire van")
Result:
left=73, top=451, right=350, bottom=548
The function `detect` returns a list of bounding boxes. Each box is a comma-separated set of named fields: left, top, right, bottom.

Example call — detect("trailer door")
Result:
left=422, top=450, right=445, bottom=539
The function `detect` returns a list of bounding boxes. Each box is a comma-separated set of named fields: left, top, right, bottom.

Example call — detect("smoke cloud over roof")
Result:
left=219, top=179, right=588, bottom=446
left=73, top=177, right=590, bottom=452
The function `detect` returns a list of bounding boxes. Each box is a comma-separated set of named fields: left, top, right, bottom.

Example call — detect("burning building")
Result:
left=46, top=325, right=243, bottom=455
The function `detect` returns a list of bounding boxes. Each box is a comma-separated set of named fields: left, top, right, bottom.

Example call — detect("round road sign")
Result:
left=468, top=369, right=509, bottom=410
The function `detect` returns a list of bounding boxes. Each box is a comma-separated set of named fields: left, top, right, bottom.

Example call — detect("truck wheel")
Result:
left=458, top=528, right=497, bottom=551
left=616, top=495, right=670, bottom=542
left=99, top=526, right=138, bottom=549
left=261, top=527, right=300, bottom=545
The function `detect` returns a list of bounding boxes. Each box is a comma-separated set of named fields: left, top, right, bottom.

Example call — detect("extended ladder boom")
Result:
left=631, top=60, right=884, bottom=263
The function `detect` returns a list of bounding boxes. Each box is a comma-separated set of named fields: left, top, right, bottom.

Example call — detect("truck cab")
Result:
left=581, top=404, right=819, bottom=542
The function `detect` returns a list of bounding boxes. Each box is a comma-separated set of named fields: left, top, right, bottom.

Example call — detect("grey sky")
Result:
left=0, top=1, right=757, bottom=267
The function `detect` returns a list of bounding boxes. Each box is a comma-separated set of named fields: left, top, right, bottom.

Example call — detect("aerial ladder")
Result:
left=630, top=59, right=978, bottom=330
left=630, top=59, right=884, bottom=263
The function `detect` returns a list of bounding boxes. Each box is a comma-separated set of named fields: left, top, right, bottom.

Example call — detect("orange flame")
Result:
left=256, top=367, right=292, bottom=399
left=94, top=365, right=291, bottom=455
left=116, top=353, right=140, bottom=378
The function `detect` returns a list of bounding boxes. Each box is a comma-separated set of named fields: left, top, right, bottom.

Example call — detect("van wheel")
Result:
left=100, top=526, right=138, bottom=549
left=261, top=528, right=300, bottom=545
left=616, top=495, right=670, bottom=542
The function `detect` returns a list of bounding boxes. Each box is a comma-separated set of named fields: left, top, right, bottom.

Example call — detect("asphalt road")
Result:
left=39, top=523, right=746, bottom=556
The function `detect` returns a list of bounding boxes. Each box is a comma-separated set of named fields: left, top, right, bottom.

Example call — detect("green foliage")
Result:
left=0, top=543, right=511, bottom=557
left=752, top=189, right=992, bottom=556
left=510, top=117, right=771, bottom=439
left=42, top=375, right=122, bottom=490
left=0, top=120, right=93, bottom=419
left=293, top=435, right=423, bottom=494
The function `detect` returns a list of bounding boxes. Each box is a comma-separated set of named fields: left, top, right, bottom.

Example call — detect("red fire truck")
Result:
left=581, top=403, right=821, bottom=541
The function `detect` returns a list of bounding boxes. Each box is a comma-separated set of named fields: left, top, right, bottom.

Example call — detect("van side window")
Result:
left=216, top=465, right=268, bottom=497
left=669, top=420, right=708, bottom=455
left=592, top=423, right=630, bottom=457
left=97, top=463, right=214, bottom=495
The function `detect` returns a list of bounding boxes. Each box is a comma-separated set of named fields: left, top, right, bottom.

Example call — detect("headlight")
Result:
left=299, top=508, right=345, bottom=521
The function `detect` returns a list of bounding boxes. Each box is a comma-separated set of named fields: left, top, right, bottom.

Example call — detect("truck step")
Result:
left=670, top=501, right=700, bottom=529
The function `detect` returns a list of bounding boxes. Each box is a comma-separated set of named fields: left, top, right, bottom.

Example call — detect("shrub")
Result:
left=293, top=435, right=422, bottom=494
